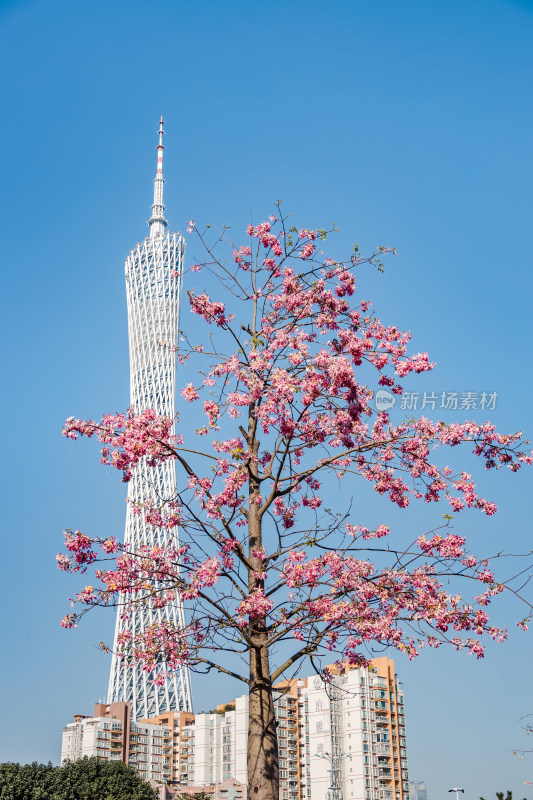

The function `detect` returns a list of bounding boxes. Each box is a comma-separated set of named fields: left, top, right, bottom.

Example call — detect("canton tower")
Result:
left=108, top=118, right=193, bottom=719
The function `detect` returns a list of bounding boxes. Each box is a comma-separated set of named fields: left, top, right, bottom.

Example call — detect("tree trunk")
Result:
left=248, top=640, right=279, bottom=800
left=246, top=389, right=277, bottom=799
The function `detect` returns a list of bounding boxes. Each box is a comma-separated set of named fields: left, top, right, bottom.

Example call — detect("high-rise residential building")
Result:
left=107, top=118, right=192, bottom=720
left=62, top=658, right=409, bottom=800
left=409, top=781, right=428, bottom=800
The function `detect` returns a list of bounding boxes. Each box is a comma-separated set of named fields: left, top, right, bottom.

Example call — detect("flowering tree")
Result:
left=59, top=206, right=532, bottom=800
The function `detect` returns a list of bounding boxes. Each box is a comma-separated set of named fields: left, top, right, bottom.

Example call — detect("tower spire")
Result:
left=148, top=115, right=168, bottom=237
left=157, top=115, right=164, bottom=175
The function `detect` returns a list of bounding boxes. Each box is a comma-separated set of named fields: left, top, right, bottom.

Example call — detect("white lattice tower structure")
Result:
left=108, top=117, right=193, bottom=719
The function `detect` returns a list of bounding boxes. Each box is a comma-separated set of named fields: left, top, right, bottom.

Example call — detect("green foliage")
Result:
left=480, top=791, right=526, bottom=800
left=208, top=703, right=235, bottom=715
left=174, top=794, right=212, bottom=800
left=0, top=757, right=158, bottom=800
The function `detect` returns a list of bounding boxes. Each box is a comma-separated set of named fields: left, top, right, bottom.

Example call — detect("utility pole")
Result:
left=317, top=750, right=352, bottom=800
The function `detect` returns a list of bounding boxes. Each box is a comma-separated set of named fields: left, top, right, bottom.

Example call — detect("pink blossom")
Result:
left=181, top=383, right=199, bottom=402
left=362, top=524, right=390, bottom=540
left=189, top=293, right=234, bottom=327
left=299, top=242, right=316, bottom=260
left=237, top=589, right=273, bottom=626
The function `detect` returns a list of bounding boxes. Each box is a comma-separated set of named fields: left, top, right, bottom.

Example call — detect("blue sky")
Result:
left=1, top=0, right=532, bottom=796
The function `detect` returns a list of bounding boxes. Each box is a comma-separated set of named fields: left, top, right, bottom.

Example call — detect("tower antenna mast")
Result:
left=148, top=115, right=168, bottom=237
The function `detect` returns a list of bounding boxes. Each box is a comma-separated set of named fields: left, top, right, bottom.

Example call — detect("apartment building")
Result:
left=61, top=657, right=409, bottom=800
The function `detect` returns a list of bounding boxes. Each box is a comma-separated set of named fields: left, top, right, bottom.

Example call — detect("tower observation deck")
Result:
left=108, top=118, right=193, bottom=719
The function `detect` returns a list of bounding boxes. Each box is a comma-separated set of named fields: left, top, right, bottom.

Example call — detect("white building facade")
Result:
left=180, top=657, right=409, bottom=800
